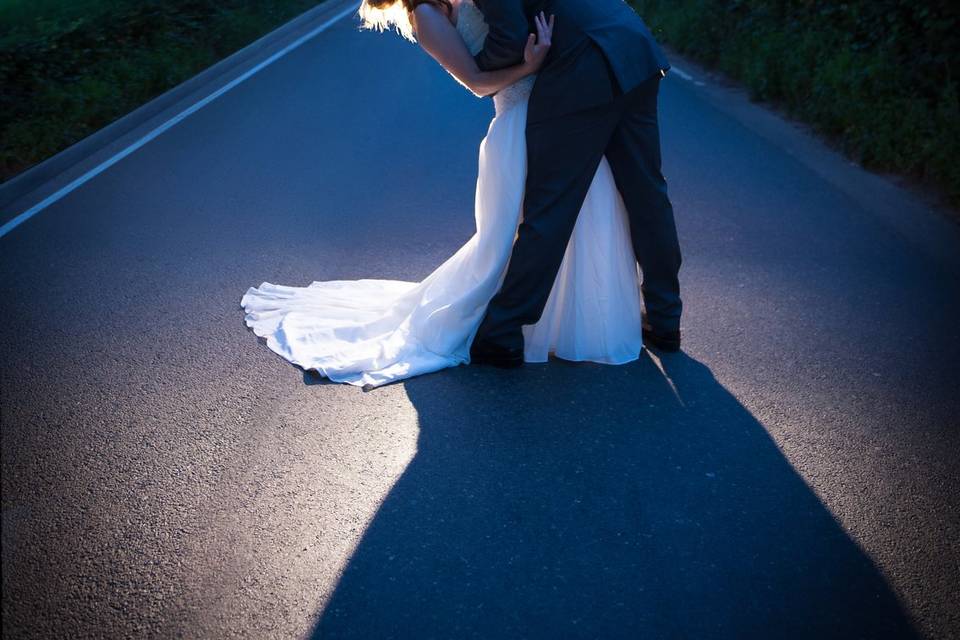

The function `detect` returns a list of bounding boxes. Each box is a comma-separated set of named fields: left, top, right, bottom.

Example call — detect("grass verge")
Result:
left=0, top=0, right=326, bottom=182
left=632, top=0, right=960, bottom=208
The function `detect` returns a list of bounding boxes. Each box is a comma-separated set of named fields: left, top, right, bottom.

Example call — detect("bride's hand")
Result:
left=523, top=12, right=554, bottom=72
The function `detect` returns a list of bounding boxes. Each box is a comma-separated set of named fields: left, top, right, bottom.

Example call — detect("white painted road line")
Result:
left=0, top=1, right=360, bottom=241
left=668, top=66, right=695, bottom=82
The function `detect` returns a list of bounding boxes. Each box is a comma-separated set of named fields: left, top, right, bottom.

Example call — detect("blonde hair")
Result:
left=359, top=0, right=452, bottom=42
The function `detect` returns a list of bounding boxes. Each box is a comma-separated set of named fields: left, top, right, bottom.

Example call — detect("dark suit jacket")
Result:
left=473, top=0, right=669, bottom=122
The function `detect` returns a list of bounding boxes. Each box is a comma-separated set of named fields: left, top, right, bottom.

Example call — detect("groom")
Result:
left=469, top=0, right=683, bottom=367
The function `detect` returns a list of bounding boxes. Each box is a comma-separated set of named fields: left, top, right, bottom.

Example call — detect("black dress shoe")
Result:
left=642, top=325, right=681, bottom=352
left=469, top=340, right=524, bottom=368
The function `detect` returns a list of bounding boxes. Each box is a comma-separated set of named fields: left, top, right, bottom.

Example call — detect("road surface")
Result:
left=2, top=4, right=959, bottom=638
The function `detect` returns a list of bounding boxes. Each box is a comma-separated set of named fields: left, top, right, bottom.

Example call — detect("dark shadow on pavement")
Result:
left=309, top=352, right=919, bottom=638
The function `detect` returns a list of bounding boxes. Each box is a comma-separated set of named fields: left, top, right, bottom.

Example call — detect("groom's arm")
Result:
left=474, top=0, right=529, bottom=71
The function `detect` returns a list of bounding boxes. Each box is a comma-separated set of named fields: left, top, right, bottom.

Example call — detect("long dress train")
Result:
left=240, top=0, right=643, bottom=388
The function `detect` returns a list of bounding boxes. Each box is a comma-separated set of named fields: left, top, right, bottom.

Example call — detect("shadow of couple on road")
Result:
left=309, top=351, right=918, bottom=638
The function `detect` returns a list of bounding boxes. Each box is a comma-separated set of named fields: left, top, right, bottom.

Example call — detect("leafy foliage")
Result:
left=632, top=0, right=960, bottom=206
left=0, top=0, right=320, bottom=181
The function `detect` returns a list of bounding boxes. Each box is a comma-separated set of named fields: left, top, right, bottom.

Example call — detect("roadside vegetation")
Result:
left=0, top=0, right=323, bottom=182
left=632, top=0, right=960, bottom=207
left=3, top=0, right=957, bottom=209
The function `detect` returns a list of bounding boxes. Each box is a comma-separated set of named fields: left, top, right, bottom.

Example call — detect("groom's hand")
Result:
left=474, top=0, right=530, bottom=70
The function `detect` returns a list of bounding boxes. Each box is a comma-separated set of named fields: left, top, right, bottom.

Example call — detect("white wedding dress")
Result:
left=240, top=0, right=644, bottom=388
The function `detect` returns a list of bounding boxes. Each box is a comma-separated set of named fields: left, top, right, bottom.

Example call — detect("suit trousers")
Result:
left=474, top=54, right=682, bottom=351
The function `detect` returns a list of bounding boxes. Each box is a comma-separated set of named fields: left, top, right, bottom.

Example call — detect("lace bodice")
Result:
left=455, top=0, right=535, bottom=115
left=454, top=0, right=488, bottom=56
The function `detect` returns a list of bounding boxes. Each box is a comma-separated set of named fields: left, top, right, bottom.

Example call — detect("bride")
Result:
left=240, top=0, right=645, bottom=389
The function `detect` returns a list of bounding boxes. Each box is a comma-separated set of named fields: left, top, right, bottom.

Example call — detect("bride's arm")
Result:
left=412, top=4, right=552, bottom=98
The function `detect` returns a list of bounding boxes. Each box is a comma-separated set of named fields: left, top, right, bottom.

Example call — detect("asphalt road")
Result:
left=2, top=5, right=959, bottom=639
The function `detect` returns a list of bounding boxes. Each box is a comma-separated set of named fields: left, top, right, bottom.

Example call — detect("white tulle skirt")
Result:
left=241, top=97, right=643, bottom=388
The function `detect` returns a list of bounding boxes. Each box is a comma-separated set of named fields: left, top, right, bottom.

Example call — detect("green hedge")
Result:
left=632, top=0, right=960, bottom=206
left=0, top=0, right=321, bottom=182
